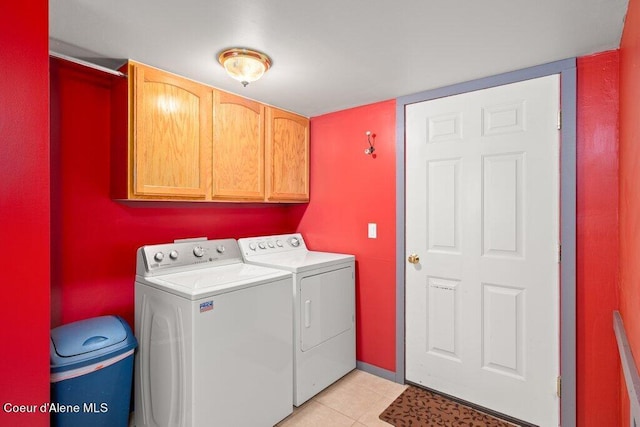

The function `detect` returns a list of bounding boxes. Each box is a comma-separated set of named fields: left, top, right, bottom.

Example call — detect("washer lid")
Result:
left=244, top=250, right=354, bottom=273
left=139, top=262, right=292, bottom=299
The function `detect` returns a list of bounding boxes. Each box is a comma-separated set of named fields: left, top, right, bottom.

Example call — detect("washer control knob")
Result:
left=258, top=242, right=266, bottom=249
left=268, top=242, right=275, bottom=248
left=193, top=246, right=205, bottom=257
left=169, top=250, right=179, bottom=260
left=249, top=243, right=257, bottom=251
left=216, top=245, right=225, bottom=254
left=154, top=252, right=164, bottom=262
left=290, top=237, right=300, bottom=247
left=276, top=240, right=283, bottom=247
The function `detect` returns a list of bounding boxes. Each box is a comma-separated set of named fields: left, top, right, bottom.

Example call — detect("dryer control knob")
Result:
left=216, top=245, right=225, bottom=254
left=249, top=243, right=257, bottom=251
left=276, top=240, right=283, bottom=247
left=169, top=250, right=179, bottom=260
left=290, top=237, right=300, bottom=247
left=154, top=252, right=164, bottom=262
left=268, top=242, right=275, bottom=248
left=258, top=242, right=266, bottom=249
left=193, top=246, right=205, bottom=257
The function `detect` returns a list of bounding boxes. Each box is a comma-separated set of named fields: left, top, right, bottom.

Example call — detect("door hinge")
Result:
left=557, top=244, right=562, bottom=263
left=557, top=376, right=562, bottom=398
left=557, top=110, right=562, bottom=130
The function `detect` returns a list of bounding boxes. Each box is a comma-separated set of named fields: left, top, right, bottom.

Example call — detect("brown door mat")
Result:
left=379, top=385, right=534, bottom=427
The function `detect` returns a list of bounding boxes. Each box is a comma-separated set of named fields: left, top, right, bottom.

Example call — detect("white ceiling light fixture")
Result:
left=218, top=48, right=272, bottom=87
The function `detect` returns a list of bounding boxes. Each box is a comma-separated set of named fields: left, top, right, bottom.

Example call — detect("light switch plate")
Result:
left=368, top=223, right=377, bottom=239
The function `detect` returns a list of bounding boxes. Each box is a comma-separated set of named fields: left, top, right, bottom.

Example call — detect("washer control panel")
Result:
left=137, top=238, right=242, bottom=276
left=238, top=233, right=307, bottom=258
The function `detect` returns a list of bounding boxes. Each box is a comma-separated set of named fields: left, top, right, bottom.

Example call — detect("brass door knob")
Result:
left=408, top=254, right=420, bottom=264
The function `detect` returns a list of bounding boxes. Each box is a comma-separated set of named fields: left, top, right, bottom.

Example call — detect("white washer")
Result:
left=134, top=238, right=293, bottom=427
left=238, top=233, right=355, bottom=406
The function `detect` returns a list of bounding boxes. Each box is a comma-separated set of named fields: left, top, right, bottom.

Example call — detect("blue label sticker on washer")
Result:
left=200, top=301, right=213, bottom=313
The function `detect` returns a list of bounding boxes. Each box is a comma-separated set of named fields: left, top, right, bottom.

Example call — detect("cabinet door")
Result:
left=212, top=91, right=265, bottom=200
left=265, top=108, right=309, bottom=202
left=132, top=63, right=211, bottom=198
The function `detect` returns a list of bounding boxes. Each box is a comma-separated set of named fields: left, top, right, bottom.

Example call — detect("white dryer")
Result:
left=238, top=233, right=355, bottom=406
left=134, top=238, right=293, bottom=427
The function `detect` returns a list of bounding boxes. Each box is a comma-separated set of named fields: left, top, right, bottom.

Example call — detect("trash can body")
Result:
left=50, top=315, right=137, bottom=427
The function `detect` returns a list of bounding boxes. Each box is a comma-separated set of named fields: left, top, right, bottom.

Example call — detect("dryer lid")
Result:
left=245, top=250, right=354, bottom=273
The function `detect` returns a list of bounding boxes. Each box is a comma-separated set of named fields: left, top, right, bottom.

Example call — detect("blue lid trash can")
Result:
left=50, top=315, right=137, bottom=427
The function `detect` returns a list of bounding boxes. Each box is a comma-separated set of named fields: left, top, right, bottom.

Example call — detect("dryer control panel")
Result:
left=238, top=233, right=308, bottom=258
left=137, top=238, right=242, bottom=276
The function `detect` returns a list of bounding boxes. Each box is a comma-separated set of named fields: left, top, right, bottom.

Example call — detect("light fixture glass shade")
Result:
left=218, top=48, right=271, bottom=87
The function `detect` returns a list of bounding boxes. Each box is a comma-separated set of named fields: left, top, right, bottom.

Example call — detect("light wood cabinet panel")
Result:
left=112, top=61, right=309, bottom=203
left=212, top=91, right=265, bottom=200
left=130, top=62, right=212, bottom=199
left=265, top=108, right=310, bottom=202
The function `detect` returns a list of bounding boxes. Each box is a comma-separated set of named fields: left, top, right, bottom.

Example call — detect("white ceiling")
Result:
left=49, top=0, right=628, bottom=117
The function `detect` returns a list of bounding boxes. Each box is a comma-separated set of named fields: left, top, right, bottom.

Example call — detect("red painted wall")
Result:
left=292, top=101, right=397, bottom=372
left=50, top=60, right=303, bottom=328
left=0, top=2, right=50, bottom=426
left=619, top=0, right=640, bottom=423
left=576, top=51, right=621, bottom=427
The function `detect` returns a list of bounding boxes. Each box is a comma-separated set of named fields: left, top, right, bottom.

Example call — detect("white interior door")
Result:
left=405, top=75, right=560, bottom=426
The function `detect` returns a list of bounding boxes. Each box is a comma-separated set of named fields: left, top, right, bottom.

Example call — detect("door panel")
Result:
left=481, top=283, right=524, bottom=378
left=405, top=75, right=560, bottom=426
left=482, top=153, right=524, bottom=257
left=428, top=159, right=461, bottom=253
left=427, top=277, right=459, bottom=361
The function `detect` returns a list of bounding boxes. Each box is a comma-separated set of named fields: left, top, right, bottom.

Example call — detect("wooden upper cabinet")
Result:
left=131, top=62, right=212, bottom=199
left=265, top=108, right=310, bottom=202
left=112, top=60, right=309, bottom=203
left=212, top=91, right=265, bottom=200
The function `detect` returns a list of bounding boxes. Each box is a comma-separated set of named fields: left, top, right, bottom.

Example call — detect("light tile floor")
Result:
left=276, top=369, right=407, bottom=427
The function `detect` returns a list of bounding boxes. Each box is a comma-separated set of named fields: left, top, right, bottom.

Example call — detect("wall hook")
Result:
left=364, top=131, right=376, bottom=155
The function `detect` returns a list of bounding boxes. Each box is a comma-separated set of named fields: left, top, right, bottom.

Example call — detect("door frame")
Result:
left=395, top=58, right=577, bottom=426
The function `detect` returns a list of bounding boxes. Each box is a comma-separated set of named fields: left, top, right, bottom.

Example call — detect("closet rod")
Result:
left=49, top=51, right=126, bottom=77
